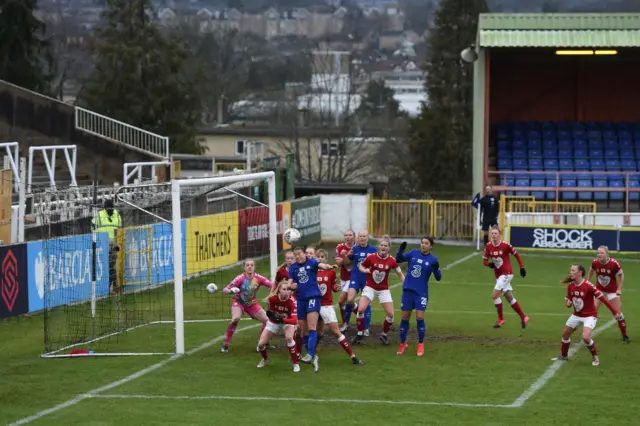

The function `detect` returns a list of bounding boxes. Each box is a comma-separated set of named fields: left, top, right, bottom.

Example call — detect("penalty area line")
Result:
left=510, top=318, right=617, bottom=408
left=90, top=393, right=514, bottom=409
left=9, top=251, right=477, bottom=426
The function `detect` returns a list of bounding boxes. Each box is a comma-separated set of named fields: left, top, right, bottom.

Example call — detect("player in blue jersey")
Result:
left=395, top=237, right=442, bottom=356
left=288, top=246, right=338, bottom=372
left=340, top=231, right=377, bottom=334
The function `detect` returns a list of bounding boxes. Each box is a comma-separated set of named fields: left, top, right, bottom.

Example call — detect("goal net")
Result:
left=40, top=171, right=278, bottom=357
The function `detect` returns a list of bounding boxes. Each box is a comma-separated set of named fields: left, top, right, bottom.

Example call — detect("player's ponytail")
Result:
left=560, top=274, right=572, bottom=284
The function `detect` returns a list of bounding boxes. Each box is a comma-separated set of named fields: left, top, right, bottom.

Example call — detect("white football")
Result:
left=206, top=283, right=218, bottom=294
left=284, top=228, right=301, bottom=244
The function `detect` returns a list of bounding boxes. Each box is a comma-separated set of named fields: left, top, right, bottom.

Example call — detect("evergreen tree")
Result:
left=408, top=0, right=487, bottom=194
left=359, top=79, right=401, bottom=123
left=82, top=0, right=203, bottom=154
left=0, top=0, right=54, bottom=92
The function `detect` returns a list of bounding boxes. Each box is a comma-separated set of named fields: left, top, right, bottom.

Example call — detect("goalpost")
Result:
left=40, top=171, right=278, bottom=357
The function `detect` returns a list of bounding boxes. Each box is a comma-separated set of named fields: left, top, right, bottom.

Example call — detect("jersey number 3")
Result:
left=411, top=265, right=422, bottom=278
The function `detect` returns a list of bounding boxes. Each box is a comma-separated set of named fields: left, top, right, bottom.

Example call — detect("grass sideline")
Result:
left=1, top=245, right=639, bottom=425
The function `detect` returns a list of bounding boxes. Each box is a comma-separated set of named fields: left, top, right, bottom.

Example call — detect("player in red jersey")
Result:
left=352, top=237, right=405, bottom=345
left=258, top=280, right=300, bottom=372
left=335, top=230, right=356, bottom=324
left=275, top=251, right=295, bottom=284
left=482, top=226, right=529, bottom=329
left=313, top=249, right=363, bottom=364
left=587, top=246, right=630, bottom=343
left=552, top=264, right=621, bottom=366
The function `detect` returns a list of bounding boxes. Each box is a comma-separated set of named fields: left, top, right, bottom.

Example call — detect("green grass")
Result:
left=2, top=245, right=639, bottom=425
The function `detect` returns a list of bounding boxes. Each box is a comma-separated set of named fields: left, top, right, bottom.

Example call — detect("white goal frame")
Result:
left=171, top=171, right=278, bottom=355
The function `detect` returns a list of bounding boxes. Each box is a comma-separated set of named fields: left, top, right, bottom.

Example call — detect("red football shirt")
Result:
left=566, top=279, right=603, bottom=318
left=267, top=295, right=297, bottom=324
left=317, top=269, right=338, bottom=306
left=335, top=243, right=353, bottom=281
left=361, top=253, right=400, bottom=291
left=483, top=241, right=520, bottom=278
left=275, top=266, right=289, bottom=284
left=590, top=258, right=623, bottom=293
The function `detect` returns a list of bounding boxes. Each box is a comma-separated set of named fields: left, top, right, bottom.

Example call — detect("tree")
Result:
left=82, top=0, right=203, bottom=154
left=358, top=79, right=402, bottom=127
left=407, top=0, right=488, bottom=195
left=0, top=0, right=55, bottom=93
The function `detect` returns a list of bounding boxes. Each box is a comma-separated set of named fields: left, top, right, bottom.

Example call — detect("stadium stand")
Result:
left=492, top=122, right=640, bottom=202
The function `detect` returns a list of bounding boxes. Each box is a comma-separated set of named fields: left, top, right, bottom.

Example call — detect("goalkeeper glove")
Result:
left=488, top=263, right=495, bottom=269
left=399, top=242, right=407, bottom=252
left=520, top=268, right=526, bottom=278
left=230, top=287, right=240, bottom=294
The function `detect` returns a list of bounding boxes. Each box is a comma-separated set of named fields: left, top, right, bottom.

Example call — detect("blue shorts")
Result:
left=348, top=280, right=365, bottom=291
left=401, top=290, right=428, bottom=312
left=297, top=297, right=321, bottom=319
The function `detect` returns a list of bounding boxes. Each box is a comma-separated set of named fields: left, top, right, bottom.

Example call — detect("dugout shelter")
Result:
left=470, top=13, right=640, bottom=211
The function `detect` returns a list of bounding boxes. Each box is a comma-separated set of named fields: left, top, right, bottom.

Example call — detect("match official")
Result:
left=92, top=199, right=122, bottom=292
left=479, top=185, right=499, bottom=245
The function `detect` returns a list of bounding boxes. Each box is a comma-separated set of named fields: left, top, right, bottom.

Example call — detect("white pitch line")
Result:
left=436, top=280, right=638, bottom=293
left=521, top=253, right=640, bottom=263
left=8, top=251, right=477, bottom=425
left=90, top=393, right=514, bottom=408
left=510, top=318, right=617, bottom=408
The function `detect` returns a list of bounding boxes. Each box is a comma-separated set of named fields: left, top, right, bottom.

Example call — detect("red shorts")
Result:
left=232, top=302, right=263, bottom=317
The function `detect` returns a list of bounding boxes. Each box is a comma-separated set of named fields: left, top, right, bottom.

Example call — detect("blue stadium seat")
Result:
left=601, top=122, right=614, bottom=130
left=543, top=148, right=557, bottom=158
left=615, top=123, right=630, bottom=130
left=574, top=149, right=587, bottom=158
left=603, top=130, right=617, bottom=139
left=498, top=159, right=512, bottom=170
left=497, top=140, right=510, bottom=150
left=634, top=131, right=640, bottom=141
left=528, top=148, right=542, bottom=158
left=529, top=159, right=543, bottom=170
left=604, top=139, right=619, bottom=149
left=589, top=149, right=603, bottom=158
left=558, top=130, right=571, bottom=140
left=622, top=159, right=636, bottom=171
left=505, top=178, right=515, bottom=196
left=527, top=131, right=541, bottom=140
left=542, top=131, right=555, bottom=140
left=578, top=179, right=593, bottom=201
left=605, top=149, right=619, bottom=159
left=531, top=179, right=545, bottom=199
left=497, top=129, right=509, bottom=139
left=610, top=179, right=624, bottom=200
left=513, top=149, right=527, bottom=158
left=513, top=129, right=524, bottom=139
left=515, top=178, right=530, bottom=196
left=587, top=130, right=601, bottom=140
left=594, top=179, right=608, bottom=201
left=574, top=139, right=588, bottom=149
left=572, top=130, right=586, bottom=140
left=591, top=159, right=605, bottom=171
left=527, top=139, right=542, bottom=150
left=620, top=138, right=633, bottom=149
left=589, top=140, right=604, bottom=150
left=513, top=159, right=527, bottom=170
left=513, top=139, right=526, bottom=149
left=606, top=159, right=621, bottom=170
left=562, top=179, right=577, bottom=201
left=544, top=159, right=558, bottom=170
left=498, top=149, right=511, bottom=159
left=637, top=160, right=640, bottom=171
left=558, top=139, right=572, bottom=149
left=557, top=122, right=570, bottom=129
left=629, top=178, right=640, bottom=201
left=559, top=149, right=573, bottom=158
left=543, top=138, right=557, bottom=148
left=575, top=159, right=589, bottom=171
left=559, top=159, right=574, bottom=170
left=545, top=179, right=557, bottom=200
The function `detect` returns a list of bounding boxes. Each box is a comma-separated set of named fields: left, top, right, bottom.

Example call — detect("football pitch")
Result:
left=1, top=245, right=638, bottom=425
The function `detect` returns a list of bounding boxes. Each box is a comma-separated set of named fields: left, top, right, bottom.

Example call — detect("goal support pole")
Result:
left=171, top=171, right=277, bottom=355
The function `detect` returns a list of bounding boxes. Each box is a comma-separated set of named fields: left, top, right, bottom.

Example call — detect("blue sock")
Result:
left=399, top=319, right=410, bottom=343
left=307, top=330, right=318, bottom=357
left=417, top=319, right=426, bottom=343
left=364, top=305, right=372, bottom=330
left=303, top=335, right=309, bottom=351
left=345, top=303, right=353, bottom=324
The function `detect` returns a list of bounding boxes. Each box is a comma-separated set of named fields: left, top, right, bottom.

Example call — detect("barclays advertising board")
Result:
left=27, top=233, right=111, bottom=312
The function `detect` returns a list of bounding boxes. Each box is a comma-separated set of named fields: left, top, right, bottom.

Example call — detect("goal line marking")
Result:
left=8, top=252, right=477, bottom=425
left=90, top=393, right=514, bottom=408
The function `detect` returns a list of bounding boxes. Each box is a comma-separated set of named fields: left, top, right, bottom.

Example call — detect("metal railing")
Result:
left=75, top=107, right=170, bottom=160
left=369, top=200, right=475, bottom=241
left=489, top=170, right=640, bottom=212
